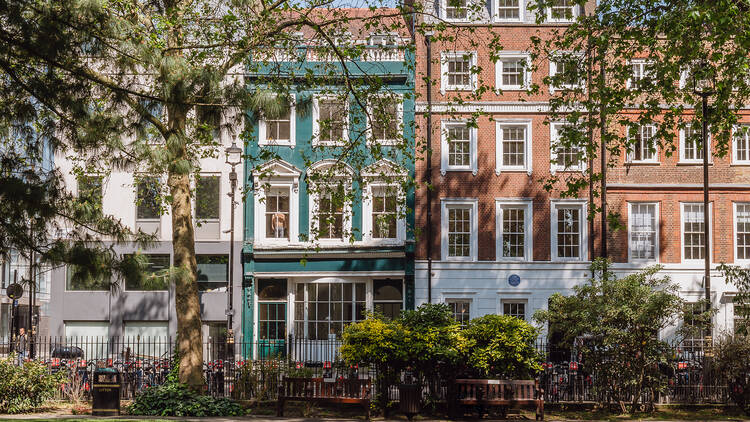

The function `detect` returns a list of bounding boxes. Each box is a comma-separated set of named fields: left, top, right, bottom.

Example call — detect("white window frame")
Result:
left=253, top=160, right=301, bottom=245
left=492, top=0, right=523, bottom=22
left=549, top=53, right=585, bottom=93
left=550, top=122, right=586, bottom=173
left=628, top=202, right=659, bottom=263
left=501, top=299, right=528, bottom=320
left=547, top=0, right=580, bottom=23
left=495, top=52, right=531, bottom=91
left=496, top=120, right=533, bottom=175
left=626, top=59, right=654, bottom=90
left=495, top=199, right=533, bottom=261
left=732, top=124, right=750, bottom=165
left=445, top=298, right=473, bottom=326
left=440, top=120, right=478, bottom=175
left=441, top=51, right=477, bottom=94
left=367, top=94, right=403, bottom=146
left=679, top=124, right=711, bottom=164
left=550, top=199, right=588, bottom=262
left=258, top=100, right=296, bottom=147
left=309, top=184, right=352, bottom=244
left=441, top=198, right=479, bottom=262
left=734, top=202, right=750, bottom=264
left=627, top=124, right=659, bottom=164
left=362, top=182, right=407, bottom=244
left=312, top=95, right=348, bottom=147
left=441, top=0, right=472, bottom=22
left=680, top=202, right=713, bottom=264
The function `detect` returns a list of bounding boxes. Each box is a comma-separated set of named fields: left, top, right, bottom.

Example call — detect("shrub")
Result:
left=460, top=314, right=542, bottom=379
left=126, top=382, right=244, bottom=417
left=0, top=355, right=64, bottom=414
left=713, top=334, right=750, bottom=415
left=127, top=353, right=243, bottom=417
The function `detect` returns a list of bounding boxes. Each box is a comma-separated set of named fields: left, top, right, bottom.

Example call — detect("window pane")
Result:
left=258, top=278, right=287, bottom=300
left=318, top=99, right=346, bottom=143
left=737, top=204, right=750, bottom=260
left=502, top=126, right=526, bottom=167
left=125, top=254, right=169, bottom=290
left=196, top=254, right=228, bottom=291
left=66, top=265, right=109, bottom=291
left=447, top=125, right=471, bottom=167
left=196, top=176, right=220, bottom=220
left=268, top=109, right=291, bottom=142
left=136, top=177, right=160, bottom=219
left=557, top=207, right=581, bottom=258
left=372, top=186, right=398, bottom=239
left=78, top=176, right=103, bottom=213
left=497, top=0, right=519, bottom=18
left=374, top=279, right=403, bottom=301
left=448, top=207, right=471, bottom=257
left=372, top=99, right=400, bottom=141
left=446, top=0, right=468, bottom=19
left=446, top=57, right=471, bottom=88
left=447, top=301, right=470, bottom=327
left=630, top=203, right=657, bottom=260
left=265, top=187, right=290, bottom=239
left=683, top=204, right=705, bottom=260
left=501, top=207, right=525, bottom=258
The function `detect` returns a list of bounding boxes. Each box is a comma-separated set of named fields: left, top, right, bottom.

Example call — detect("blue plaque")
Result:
left=508, top=274, right=521, bottom=287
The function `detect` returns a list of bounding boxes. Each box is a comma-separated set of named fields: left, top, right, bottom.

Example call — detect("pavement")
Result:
left=1, top=417, right=749, bottom=422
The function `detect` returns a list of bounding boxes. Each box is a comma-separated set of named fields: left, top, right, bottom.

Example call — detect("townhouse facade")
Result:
left=48, top=128, right=244, bottom=353
left=241, top=10, right=416, bottom=359
left=413, top=0, right=749, bottom=337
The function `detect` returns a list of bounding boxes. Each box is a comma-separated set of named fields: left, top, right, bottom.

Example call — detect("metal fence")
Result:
left=0, top=335, right=736, bottom=406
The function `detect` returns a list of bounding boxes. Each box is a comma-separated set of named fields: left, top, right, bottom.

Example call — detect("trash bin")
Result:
left=92, top=367, right=121, bottom=416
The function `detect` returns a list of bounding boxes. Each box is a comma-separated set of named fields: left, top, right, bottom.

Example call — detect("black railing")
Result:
left=0, top=335, right=735, bottom=405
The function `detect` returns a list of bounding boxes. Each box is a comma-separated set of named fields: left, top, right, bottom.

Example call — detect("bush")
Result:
left=713, top=334, right=750, bottom=415
left=460, top=314, right=542, bottom=379
left=0, top=355, right=64, bottom=414
left=126, top=382, right=244, bottom=417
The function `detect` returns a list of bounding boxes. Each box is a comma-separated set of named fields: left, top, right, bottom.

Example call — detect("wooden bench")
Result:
left=454, top=379, right=544, bottom=420
left=277, top=376, right=371, bottom=419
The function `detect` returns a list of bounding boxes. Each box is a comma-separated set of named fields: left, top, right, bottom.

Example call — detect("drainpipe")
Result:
left=425, top=31, right=433, bottom=304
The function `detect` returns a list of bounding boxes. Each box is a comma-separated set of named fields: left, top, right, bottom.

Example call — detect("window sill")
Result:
left=443, top=87, right=474, bottom=92
left=677, top=161, right=711, bottom=166
left=626, top=161, right=660, bottom=166
left=730, top=162, right=750, bottom=167
left=259, top=140, right=295, bottom=148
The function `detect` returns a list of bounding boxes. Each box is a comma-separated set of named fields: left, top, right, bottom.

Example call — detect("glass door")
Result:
left=258, top=302, right=286, bottom=359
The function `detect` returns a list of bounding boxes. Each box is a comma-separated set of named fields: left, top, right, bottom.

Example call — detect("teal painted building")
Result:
left=241, top=12, right=415, bottom=359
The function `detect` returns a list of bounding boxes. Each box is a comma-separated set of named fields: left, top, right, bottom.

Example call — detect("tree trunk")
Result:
left=167, top=108, right=204, bottom=392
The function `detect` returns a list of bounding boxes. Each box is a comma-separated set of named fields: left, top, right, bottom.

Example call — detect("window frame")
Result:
left=495, top=52, right=532, bottom=91
left=440, top=120, right=478, bottom=175
left=135, top=175, right=161, bottom=222
left=258, top=100, right=296, bottom=147
left=312, top=95, right=349, bottom=147
left=550, top=122, right=586, bottom=173
left=549, top=53, right=585, bottom=92
left=253, top=160, right=301, bottom=245
left=362, top=182, right=406, bottom=244
left=441, top=198, right=479, bottom=262
left=679, top=124, right=711, bottom=164
left=440, top=51, right=477, bottom=93
left=291, top=278, right=369, bottom=340
left=123, top=253, right=171, bottom=292
left=496, top=120, right=533, bottom=175
left=492, top=0, right=523, bottom=22
left=367, top=94, right=403, bottom=146
left=628, top=202, right=660, bottom=263
left=445, top=299, right=472, bottom=327
left=680, top=202, right=713, bottom=264
left=550, top=200, right=588, bottom=262
left=546, top=0, right=579, bottom=23
left=734, top=202, right=750, bottom=264
left=495, top=199, right=533, bottom=262
left=502, top=299, right=528, bottom=320
left=732, top=124, right=750, bottom=165
left=195, top=174, right=221, bottom=222
left=442, top=0, right=471, bottom=22
left=626, top=59, right=654, bottom=90
left=627, top=124, right=659, bottom=164
left=308, top=162, right=353, bottom=244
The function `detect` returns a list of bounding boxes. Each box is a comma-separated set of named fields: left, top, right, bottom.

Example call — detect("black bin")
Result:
left=92, top=367, right=121, bottom=416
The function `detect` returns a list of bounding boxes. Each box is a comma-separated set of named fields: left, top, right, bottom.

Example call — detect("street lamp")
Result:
left=692, top=60, right=715, bottom=352
left=224, top=141, right=242, bottom=361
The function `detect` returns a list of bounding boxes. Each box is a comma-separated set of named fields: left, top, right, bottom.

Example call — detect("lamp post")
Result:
left=224, top=141, right=242, bottom=361
left=692, top=61, right=715, bottom=353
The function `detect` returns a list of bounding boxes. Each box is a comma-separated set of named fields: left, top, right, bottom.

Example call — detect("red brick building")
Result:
left=412, top=0, right=749, bottom=335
